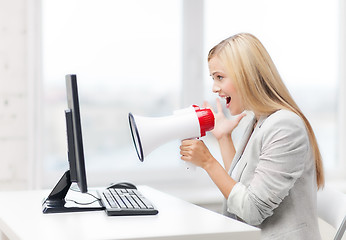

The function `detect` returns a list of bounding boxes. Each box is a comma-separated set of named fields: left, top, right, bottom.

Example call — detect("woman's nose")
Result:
left=212, top=83, right=220, bottom=93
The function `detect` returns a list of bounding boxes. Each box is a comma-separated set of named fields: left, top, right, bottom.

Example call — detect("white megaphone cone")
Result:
left=128, top=105, right=214, bottom=169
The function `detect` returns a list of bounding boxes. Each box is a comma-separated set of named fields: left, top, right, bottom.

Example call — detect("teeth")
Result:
left=220, top=96, right=231, bottom=104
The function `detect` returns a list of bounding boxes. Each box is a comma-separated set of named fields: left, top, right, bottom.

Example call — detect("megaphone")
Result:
left=128, top=105, right=215, bottom=165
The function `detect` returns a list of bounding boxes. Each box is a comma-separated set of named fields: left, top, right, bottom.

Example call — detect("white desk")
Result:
left=0, top=186, right=260, bottom=240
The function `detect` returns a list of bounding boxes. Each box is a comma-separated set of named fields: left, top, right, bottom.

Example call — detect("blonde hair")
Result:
left=208, top=33, right=324, bottom=188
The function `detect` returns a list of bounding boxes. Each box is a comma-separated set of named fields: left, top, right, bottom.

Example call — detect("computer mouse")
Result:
left=107, top=182, right=137, bottom=190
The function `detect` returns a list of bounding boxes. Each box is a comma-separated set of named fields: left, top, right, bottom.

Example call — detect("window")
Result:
left=41, top=0, right=195, bottom=189
left=40, top=0, right=343, bottom=198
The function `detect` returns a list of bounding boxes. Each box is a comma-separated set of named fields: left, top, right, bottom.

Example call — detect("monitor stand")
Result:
left=42, top=170, right=104, bottom=214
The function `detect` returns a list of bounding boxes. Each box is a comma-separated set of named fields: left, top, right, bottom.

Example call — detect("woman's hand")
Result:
left=180, top=139, right=238, bottom=199
left=180, top=139, right=215, bottom=170
left=203, top=98, right=246, bottom=141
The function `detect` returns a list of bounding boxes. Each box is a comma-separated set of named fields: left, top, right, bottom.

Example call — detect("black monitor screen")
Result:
left=65, top=74, right=88, bottom=193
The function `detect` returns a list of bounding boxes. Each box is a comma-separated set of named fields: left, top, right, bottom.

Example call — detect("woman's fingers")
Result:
left=180, top=140, right=199, bottom=161
left=202, top=98, right=224, bottom=116
left=234, top=112, right=247, bottom=126
left=180, top=139, right=196, bottom=146
left=215, top=98, right=223, bottom=114
left=203, top=101, right=212, bottom=109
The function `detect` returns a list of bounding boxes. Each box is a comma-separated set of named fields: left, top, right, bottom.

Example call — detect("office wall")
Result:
left=0, top=0, right=30, bottom=190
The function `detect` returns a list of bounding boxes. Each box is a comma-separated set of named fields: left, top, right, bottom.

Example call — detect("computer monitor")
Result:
left=66, top=74, right=87, bottom=193
left=42, top=74, right=103, bottom=213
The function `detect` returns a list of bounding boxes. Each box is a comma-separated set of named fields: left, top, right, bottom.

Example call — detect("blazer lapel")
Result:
left=228, top=115, right=257, bottom=175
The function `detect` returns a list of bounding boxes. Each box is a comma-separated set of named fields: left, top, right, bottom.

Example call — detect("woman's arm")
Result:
left=204, top=154, right=237, bottom=199
left=217, top=135, right=236, bottom=172
left=180, top=139, right=237, bottom=199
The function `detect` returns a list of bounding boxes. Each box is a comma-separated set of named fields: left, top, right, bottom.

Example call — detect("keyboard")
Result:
left=98, top=188, right=158, bottom=216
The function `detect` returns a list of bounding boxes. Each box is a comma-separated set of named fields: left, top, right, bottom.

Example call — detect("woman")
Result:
left=180, top=33, right=324, bottom=239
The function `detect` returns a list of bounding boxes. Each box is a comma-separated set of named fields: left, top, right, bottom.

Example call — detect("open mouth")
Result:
left=226, top=96, right=231, bottom=104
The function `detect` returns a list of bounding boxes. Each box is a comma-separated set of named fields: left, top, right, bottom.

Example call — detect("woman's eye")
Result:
left=217, top=75, right=223, bottom=80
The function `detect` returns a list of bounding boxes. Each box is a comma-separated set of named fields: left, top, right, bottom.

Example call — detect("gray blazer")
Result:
left=223, top=110, right=321, bottom=240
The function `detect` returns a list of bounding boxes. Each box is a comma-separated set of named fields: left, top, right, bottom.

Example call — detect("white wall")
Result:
left=0, top=0, right=30, bottom=190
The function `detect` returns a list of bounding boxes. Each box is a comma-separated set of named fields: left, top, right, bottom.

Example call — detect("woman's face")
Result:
left=208, top=56, right=245, bottom=115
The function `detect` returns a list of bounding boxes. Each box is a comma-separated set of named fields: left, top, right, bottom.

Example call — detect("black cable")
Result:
left=65, top=198, right=100, bottom=205
left=68, top=185, right=102, bottom=205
